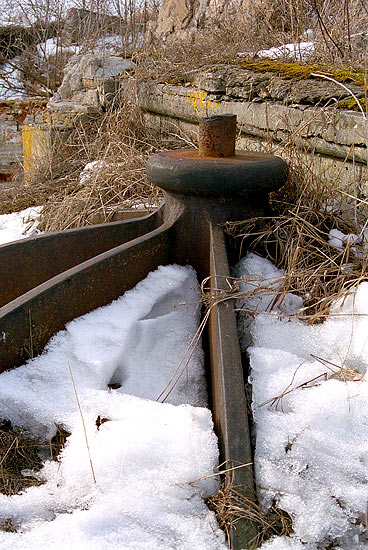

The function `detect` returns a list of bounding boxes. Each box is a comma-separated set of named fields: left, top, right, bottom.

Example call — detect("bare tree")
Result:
left=0, top=0, right=161, bottom=98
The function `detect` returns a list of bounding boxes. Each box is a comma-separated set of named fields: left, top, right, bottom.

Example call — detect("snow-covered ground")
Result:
left=0, top=206, right=42, bottom=245
left=235, top=252, right=368, bottom=550
left=238, top=31, right=315, bottom=62
left=256, top=41, right=314, bottom=62
left=0, top=264, right=226, bottom=549
left=36, top=37, right=79, bottom=59
left=4, top=202, right=368, bottom=548
left=36, top=34, right=128, bottom=60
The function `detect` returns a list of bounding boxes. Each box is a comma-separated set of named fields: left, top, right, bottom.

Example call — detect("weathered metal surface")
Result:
left=208, top=222, right=257, bottom=548
left=0, top=114, right=288, bottom=550
left=155, top=190, right=262, bottom=547
left=145, top=118, right=287, bottom=546
left=146, top=149, right=288, bottom=196
left=198, top=114, right=236, bottom=158
left=0, top=208, right=163, bottom=307
left=0, top=216, right=177, bottom=372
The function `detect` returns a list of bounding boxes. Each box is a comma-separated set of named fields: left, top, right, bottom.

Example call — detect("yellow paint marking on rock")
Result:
left=186, top=91, right=221, bottom=115
left=40, top=110, right=78, bottom=127
left=22, top=124, right=49, bottom=179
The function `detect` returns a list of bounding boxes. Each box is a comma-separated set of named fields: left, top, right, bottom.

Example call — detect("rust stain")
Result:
left=157, top=149, right=275, bottom=162
left=0, top=99, right=47, bottom=124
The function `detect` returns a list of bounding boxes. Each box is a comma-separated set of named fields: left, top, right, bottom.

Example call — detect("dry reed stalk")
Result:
left=258, top=353, right=364, bottom=411
left=34, top=74, right=200, bottom=231
left=156, top=273, right=255, bottom=403
left=67, top=363, right=96, bottom=485
left=206, top=477, right=292, bottom=549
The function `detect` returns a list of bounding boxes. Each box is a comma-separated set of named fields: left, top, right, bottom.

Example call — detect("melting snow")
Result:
left=236, top=252, right=368, bottom=550
left=256, top=41, right=315, bottom=61
left=0, top=206, right=42, bottom=245
left=0, top=264, right=226, bottom=550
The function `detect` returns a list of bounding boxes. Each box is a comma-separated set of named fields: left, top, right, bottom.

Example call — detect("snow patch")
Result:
left=0, top=264, right=225, bottom=549
left=0, top=206, right=42, bottom=245
left=236, top=252, right=368, bottom=549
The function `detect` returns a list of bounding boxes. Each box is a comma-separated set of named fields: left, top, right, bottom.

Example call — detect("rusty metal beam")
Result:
left=208, top=222, right=256, bottom=548
left=0, top=215, right=178, bottom=372
left=0, top=208, right=163, bottom=307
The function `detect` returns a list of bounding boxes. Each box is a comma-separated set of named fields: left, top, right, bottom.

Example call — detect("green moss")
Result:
left=227, top=59, right=319, bottom=79
left=331, top=68, right=365, bottom=86
left=226, top=58, right=366, bottom=87
left=336, top=97, right=368, bottom=112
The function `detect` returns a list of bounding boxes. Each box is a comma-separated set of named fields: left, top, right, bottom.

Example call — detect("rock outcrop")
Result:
left=155, top=0, right=260, bottom=41
left=48, top=54, right=134, bottom=115
left=0, top=98, right=47, bottom=182
left=62, top=8, right=123, bottom=45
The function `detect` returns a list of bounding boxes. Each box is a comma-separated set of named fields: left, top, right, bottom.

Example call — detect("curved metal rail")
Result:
left=0, top=114, right=288, bottom=549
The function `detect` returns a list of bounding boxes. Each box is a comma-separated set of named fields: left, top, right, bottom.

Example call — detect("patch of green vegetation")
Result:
left=331, top=68, right=365, bottom=86
left=336, top=97, right=368, bottom=112
left=228, top=59, right=319, bottom=79
left=226, top=58, right=366, bottom=86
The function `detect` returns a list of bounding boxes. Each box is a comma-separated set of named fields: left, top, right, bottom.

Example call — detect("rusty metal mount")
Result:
left=198, top=114, right=237, bottom=158
left=0, top=115, right=288, bottom=549
left=147, top=149, right=288, bottom=197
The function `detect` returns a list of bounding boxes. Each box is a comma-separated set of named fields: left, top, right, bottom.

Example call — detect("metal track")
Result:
left=0, top=115, right=288, bottom=548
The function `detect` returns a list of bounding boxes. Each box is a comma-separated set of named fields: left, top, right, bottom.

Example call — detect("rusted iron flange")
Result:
left=147, top=112, right=288, bottom=197
left=146, top=149, right=288, bottom=196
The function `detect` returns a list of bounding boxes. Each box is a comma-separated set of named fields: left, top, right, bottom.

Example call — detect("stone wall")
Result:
left=6, top=57, right=367, bottom=196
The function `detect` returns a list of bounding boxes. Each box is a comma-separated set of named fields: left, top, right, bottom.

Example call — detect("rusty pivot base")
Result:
left=0, top=114, right=288, bottom=549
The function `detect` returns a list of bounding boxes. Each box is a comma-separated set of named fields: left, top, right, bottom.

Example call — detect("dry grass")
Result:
left=0, top=418, right=70, bottom=498
left=39, top=93, right=163, bottom=231
left=0, top=74, right=201, bottom=230
left=206, top=480, right=292, bottom=548
left=225, top=150, right=368, bottom=323
left=133, top=3, right=308, bottom=86
left=0, top=419, right=44, bottom=496
left=0, top=81, right=185, bottom=229
left=258, top=354, right=364, bottom=411
left=139, top=4, right=294, bottom=80
left=1, top=1, right=366, bottom=225
left=37, top=126, right=161, bottom=232
left=140, top=0, right=368, bottom=83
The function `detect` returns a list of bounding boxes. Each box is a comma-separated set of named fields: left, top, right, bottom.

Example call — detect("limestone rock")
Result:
left=155, top=0, right=196, bottom=39
left=183, top=64, right=364, bottom=106
left=48, top=55, right=134, bottom=114
left=155, top=0, right=255, bottom=41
